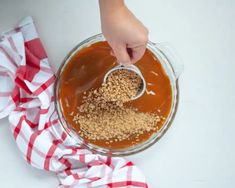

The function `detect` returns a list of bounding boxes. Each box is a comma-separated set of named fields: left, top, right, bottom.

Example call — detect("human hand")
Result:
left=99, top=0, right=148, bottom=65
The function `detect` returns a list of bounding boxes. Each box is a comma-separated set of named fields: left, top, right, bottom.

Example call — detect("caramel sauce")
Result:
left=59, top=41, right=172, bottom=149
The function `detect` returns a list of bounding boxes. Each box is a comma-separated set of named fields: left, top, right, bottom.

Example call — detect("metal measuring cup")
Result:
left=103, top=64, right=146, bottom=100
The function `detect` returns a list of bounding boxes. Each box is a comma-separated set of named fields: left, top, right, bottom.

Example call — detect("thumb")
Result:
left=112, top=45, right=131, bottom=65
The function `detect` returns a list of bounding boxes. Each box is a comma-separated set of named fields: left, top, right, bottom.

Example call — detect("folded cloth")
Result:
left=0, top=17, right=148, bottom=187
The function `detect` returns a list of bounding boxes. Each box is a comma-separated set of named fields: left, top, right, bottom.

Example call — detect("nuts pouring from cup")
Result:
left=103, top=64, right=146, bottom=100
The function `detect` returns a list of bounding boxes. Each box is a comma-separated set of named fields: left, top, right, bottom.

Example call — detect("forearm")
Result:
left=99, top=0, right=125, bottom=17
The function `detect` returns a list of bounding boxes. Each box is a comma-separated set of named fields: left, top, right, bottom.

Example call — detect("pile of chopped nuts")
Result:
left=73, top=69, right=161, bottom=143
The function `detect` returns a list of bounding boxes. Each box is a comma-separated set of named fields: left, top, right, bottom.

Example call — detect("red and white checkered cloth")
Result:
left=0, top=17, right=148, bottom=187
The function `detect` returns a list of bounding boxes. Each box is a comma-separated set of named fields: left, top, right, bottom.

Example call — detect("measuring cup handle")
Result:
left=152, top=42, right=184, bottom=79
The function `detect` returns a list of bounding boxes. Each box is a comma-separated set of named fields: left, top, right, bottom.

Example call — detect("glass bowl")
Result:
left=54, top=34, right=183, bottom=156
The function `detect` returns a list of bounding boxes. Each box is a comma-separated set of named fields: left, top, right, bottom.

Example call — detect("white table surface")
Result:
left=1, top=0, right=235, bottom=187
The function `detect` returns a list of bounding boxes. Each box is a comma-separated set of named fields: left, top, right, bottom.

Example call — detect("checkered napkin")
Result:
left=0, top=17, right=148, bottom=187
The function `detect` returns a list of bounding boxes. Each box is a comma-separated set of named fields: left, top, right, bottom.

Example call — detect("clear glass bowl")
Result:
left=54, top=34, right=183, bottom=156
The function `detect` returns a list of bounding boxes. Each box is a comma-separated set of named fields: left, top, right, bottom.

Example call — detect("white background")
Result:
left=0, top=0, right=235, bottom=187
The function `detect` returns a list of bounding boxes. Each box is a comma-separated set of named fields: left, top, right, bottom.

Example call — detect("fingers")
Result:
left=111, top=44, right=147, bottom=65
left=112, top=45, right=131, bottom=65
left=130, top=45, right=146, bottom=63
left=110, top=49, right=115, bottom=56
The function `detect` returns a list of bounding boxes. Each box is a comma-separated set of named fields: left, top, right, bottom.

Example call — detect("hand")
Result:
left=99, top=0, right=148, bottom=65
